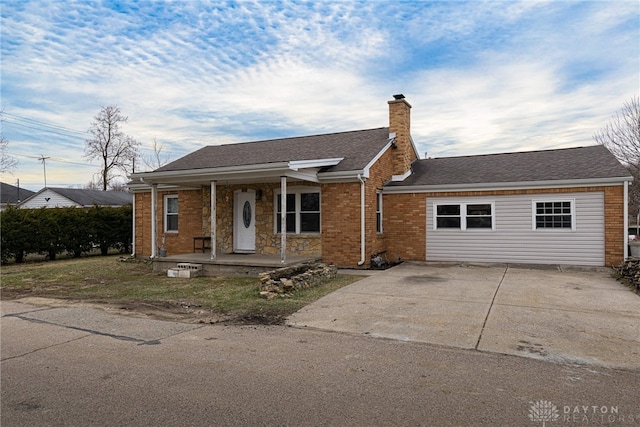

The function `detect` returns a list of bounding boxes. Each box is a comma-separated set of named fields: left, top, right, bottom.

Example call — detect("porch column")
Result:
left=150, top=183, right=158, bottom=258
left=131, top=193, right=136, bottom=256
left=280, top=176, right=287, bottom=264
left=210, top=181, right=217, bottom=261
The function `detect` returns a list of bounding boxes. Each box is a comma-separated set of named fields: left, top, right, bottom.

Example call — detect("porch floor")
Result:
left=152, top=252, right=322, bottom=276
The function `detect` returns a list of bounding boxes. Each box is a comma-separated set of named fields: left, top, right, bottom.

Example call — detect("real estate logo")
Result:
left=528, top=400, right=639, bottom=425
left=529, top=400, right=560, bottom=426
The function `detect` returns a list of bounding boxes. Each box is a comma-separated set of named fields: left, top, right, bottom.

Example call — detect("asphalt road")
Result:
left=2, top=300, right=639, bottom=426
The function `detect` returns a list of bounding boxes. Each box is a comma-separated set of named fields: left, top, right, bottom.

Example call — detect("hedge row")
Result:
left=1, top=205, right=132, bottom=263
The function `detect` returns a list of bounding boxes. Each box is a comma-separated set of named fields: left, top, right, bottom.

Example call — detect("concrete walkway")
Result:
left=287, top=262, right=640, bottom=369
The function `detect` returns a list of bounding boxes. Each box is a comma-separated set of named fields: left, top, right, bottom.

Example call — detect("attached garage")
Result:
left=425, top=192, right=605, bottom=266
left=384, top=145, right=633, bottom=267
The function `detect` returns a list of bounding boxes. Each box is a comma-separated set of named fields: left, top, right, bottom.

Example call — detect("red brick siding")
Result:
left=384, top=193, right=427, bottom=262
left=321, top=182, right=362, bottom=266
left=366, top=148, right=394, bottom=258
left=604, top=185, right=624, bottom=266
left=388, top=99, right=416, bottom=176
left=134, top=192, right=150, bottom=256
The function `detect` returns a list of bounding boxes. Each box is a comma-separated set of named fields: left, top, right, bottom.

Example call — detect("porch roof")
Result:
left=129, top=127, right=393, bottom=188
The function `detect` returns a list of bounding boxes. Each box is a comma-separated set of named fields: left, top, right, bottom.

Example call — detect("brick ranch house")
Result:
left=129, top=95, right=632, bottom=268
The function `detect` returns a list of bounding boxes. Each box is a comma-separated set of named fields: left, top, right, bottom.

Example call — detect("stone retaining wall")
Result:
left=614, top=259, right=640, bottom=294
left=259, top=262, right=337, bottom=299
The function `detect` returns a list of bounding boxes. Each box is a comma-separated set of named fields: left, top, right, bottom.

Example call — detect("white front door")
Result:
left=233, top=190, right=256, bottom=253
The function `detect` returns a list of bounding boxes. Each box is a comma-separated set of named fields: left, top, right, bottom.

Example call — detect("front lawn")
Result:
left=0, top=256, right=363, bottom=324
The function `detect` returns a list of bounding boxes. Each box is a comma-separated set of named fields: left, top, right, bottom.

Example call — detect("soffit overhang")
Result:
left=127, top=157, right=378, bottom=190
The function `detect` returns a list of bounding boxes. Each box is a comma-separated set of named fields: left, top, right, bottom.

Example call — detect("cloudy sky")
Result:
left=1, top=0, right=638, bottom=191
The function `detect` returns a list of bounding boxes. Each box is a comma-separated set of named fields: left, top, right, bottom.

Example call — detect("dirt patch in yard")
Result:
left=14, top=297, right=286, bottom=325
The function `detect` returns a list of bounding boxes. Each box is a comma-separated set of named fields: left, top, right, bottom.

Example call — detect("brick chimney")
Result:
left=388, top=94, right=415, bottom=177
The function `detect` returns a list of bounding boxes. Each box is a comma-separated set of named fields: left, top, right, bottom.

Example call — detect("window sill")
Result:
left=433, top=229, right=495, bottom=232
left=276, top=232, right=321, bottom=237
left=533, top=228, right=576, bottom=232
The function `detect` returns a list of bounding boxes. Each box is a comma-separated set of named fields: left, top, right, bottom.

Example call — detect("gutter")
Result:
left=357, top=174, right=366, bottom=266
left=383, top=176, right=634, bottom=194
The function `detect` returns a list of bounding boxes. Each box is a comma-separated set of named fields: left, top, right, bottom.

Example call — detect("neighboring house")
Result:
left=18, top=187, right=132, bottom=209
left=0, top=182, right=36, bottom=211
left=129, top=95, right=632, bottom=267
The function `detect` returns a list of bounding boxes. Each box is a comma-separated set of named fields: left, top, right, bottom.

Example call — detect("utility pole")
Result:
left=38, top=154, right=50, bottom=188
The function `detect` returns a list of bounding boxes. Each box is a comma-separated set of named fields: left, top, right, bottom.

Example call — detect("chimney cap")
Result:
left=393, top=94, right=405, bottom=100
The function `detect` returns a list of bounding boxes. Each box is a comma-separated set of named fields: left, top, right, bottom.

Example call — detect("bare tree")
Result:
left=84, top=105, right=140, bottom=190
left=141, top=138, right=171, bottom=171
left=84, top=179, right=101, bottom=190
left=0, top=135, right=18, bottom=174
left=595, top=97, right=640, bottom=169
left=594, top=96, right=640, bottom=214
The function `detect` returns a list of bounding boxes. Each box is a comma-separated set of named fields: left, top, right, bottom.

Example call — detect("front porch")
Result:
left=152, top=252, right=322, bottom=277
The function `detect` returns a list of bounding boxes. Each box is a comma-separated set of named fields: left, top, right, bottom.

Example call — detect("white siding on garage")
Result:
left=426, top=192, right=605, bottom=266
left=19, top=189, right=79, bottom=209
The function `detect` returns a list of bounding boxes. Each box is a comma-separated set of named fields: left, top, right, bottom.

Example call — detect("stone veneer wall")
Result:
left=258, top=262, right=338, bottom=299
left=200, top=182, right=322, bottom=256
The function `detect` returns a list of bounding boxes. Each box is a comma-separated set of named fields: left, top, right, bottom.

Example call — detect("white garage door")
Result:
left=426, top=192, right=605, bottom=266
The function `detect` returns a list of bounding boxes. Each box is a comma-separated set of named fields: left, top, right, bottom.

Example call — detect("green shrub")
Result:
left=0, top=205, right=132, bottom=263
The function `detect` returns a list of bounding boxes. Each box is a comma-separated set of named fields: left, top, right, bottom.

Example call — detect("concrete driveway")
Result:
left=287, top=262, right=640, bottom=369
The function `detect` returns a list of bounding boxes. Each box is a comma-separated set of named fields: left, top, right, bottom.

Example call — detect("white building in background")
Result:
left=18, top=187, right=132, bottom=209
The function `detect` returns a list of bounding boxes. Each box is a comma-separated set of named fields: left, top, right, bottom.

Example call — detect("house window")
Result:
left=436, top=204, right=461, bottom=229
left=276, top=193, right=296, bottom=233
left=275, top=188, right=321, bottom=234
left=466, top=204, right=492, bottom=229
left=533, top=200, right=575, bottom=230
left=376, top=191, right=383, bottom=233
left=164, top=195, right=178, bottom=232
left=434, top=202, right=494, bottom=230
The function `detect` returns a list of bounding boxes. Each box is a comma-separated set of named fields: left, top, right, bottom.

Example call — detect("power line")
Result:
left=1, top=112, right=88, bottom=141
left=2, top=118, right=87, bottom=140
left=1, top=112, right=87, bottom=136
left=9, top=151, right=95, bottom=167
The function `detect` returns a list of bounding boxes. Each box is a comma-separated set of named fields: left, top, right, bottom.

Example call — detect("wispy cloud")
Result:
left=1, top=0, right=638, bottom=190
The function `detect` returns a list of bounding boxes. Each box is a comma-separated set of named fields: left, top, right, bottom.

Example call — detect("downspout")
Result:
left=357, top=174, right=366, bottom=266
left=624, top=179, right=629, bottom=260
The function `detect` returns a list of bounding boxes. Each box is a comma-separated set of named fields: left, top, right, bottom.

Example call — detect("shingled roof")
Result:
left=51, top=188, right=132, bottom=206
left=21, top=187, right=133, bottom=207
left=388, top=145, right=631, bottom=187
left=1, top=182, right=35, bottom=205
left=156, top=127, right=392, bottom=173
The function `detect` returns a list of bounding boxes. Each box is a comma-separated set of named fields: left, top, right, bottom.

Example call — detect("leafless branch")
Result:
left=84, top=105, right=140, bottom=190
left=141, top=138, right=171, bottom=170
left=594, top=96, right=640, bottom=213
left=0, top=135, right=18, bottom=174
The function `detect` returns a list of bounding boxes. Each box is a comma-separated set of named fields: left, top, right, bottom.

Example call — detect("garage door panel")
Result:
left=426, top=192, right=605, bottom=266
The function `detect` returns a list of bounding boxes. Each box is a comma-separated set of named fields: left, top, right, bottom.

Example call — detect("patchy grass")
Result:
left=0, top=256, right=364, bottom=324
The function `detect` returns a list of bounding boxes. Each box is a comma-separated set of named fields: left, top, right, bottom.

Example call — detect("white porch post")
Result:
left=210, top=181, right=217, bottom=261
left=280, top=176, right=287, bottom=264
left=131, top=193, right=136, bottom=256
left=150, top=183, right=158, bottom=258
